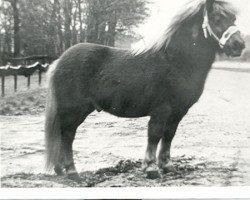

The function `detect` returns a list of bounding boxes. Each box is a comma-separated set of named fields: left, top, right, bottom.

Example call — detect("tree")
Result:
left=0, top=0, right=149, bottom=64
left=77, top=0, right=86, bottom=43
left=85, top=0, right=149, bottom=46
left=0, top=1, right=14, bottom=64
left=3, top=0, right=20, bottom=57
left=63, top=0, right=73, bottom=49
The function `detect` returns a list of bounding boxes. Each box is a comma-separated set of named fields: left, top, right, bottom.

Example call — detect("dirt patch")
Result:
left=0, top=157, right=241, bottom=188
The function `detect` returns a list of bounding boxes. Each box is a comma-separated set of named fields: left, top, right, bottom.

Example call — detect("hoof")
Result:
left=146, top=169, right=161, bottom=179
left=143, top=163, right=161, bottom=179
left=161, top=162, right=176, bottom=174
left=67, top=172, right=82, bottom=183
left=54, top=165, right=64, bottom=176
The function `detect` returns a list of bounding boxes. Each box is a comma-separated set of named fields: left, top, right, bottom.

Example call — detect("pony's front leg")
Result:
left=158, top=116, right=182, bottom=173
left=143, top=111, right=170, bottom=179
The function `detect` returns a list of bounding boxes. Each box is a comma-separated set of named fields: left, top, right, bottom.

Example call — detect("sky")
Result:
left=136, top=0, right=250, bottom=45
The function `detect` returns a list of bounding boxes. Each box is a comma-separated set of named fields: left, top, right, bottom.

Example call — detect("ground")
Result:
left=1, top=62, right=250, bottom=187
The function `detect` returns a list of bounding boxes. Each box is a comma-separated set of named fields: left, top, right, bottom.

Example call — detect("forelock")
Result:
left=213, top=1, right=238, bottom=17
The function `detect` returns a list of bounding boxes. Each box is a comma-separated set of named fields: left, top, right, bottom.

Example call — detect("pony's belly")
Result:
left=93, top=87, right=152, bottom=118
left=103, top=107, right=149, bottom=118
left=99, top=98, right=150, bottom=118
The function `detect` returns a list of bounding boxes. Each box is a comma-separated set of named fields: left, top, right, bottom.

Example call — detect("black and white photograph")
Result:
left=0, top=0, right=250, bottom=197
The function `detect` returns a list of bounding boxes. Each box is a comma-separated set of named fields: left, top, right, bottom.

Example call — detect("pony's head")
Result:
left=133, top=0, right=245, bottom=57
left=203, top=0, right=245, bottom=57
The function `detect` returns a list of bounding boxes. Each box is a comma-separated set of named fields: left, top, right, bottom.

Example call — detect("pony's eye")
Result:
left=212, top=15, right=222, bottom=25
left=214, top=18, right=221, bottom=25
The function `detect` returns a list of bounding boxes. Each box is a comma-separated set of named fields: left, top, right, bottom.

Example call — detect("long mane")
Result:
left=133, top=0, right=237, bottom=55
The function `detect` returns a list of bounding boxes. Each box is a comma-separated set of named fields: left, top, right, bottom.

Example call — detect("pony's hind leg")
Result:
left=57, top=104, right=94, bottom=182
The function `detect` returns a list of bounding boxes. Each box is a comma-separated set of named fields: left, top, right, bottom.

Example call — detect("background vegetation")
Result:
left=0, top=0, right=149, bottom=65
left=0, top=0, right=249, bottom=65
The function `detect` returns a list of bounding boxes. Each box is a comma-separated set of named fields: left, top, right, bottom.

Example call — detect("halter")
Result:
left=202, top=8, right=240, bottom=48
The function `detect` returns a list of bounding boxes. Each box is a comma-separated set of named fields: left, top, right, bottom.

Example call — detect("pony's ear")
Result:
left=206, top=0, right=215, bottom=13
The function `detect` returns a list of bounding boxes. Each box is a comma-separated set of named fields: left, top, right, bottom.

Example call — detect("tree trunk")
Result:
left=86, top=0, right=99, bottom=43
left=48, top=0, right=58, bottom=58
left=98, top=22, right=107, bottom=45
left=0, top=34, right=3, bottom=65
left=63, top=0, right=72, bottom=49
left=77, top=0, right=85, bottom=42
left=55, top=0, right=64, bottom=53
left=72, top=6, right=78, bottom=45
left=106, top=21, right=116, bottom=47
left=12, top=0, right=20, bottom=57
left=106, top=10, right=117, bottom=47
left=5, top=0, right=20, bottom=57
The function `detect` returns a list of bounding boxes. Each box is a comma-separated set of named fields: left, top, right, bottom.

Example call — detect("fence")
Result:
left=0, top=61, right=49, bottom=97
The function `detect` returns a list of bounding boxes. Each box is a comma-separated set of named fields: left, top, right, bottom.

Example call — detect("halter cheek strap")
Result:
left=202, top=10, right=240, bottom=49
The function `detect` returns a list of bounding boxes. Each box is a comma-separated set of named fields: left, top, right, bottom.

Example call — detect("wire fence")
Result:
left=0, top=62, right=49, bottom=97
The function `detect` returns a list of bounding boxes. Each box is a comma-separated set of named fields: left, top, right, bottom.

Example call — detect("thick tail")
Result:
left=45, top=66, right=61, bottom=172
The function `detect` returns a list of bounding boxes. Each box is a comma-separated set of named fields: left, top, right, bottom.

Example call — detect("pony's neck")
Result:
left=166, top=18, right=217, bottom=74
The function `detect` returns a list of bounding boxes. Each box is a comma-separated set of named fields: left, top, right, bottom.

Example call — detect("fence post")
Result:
left=27, top=75, right=31, bottom=89
left=39, top=70, right=42, bottom=86
left=1, top=75, right=5, bottom=97
left=14, top=74, right=18, bottom=92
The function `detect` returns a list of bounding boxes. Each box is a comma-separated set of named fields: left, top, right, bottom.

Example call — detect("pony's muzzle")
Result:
left=223, top=32, right=245, bottom=57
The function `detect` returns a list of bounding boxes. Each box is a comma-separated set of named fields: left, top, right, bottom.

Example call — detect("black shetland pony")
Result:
left=45, top=0, right=245, bottom=181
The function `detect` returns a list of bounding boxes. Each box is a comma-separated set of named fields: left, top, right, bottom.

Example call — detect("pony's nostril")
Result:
left=233, top=41, right=245, bottom=50
left=239, top=37, right=245, bottom=49
left=241, top=41, right=246, bottom=49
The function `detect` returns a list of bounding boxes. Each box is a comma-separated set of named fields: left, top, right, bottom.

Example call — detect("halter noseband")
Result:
left=202, top=9, right=240, bottom=48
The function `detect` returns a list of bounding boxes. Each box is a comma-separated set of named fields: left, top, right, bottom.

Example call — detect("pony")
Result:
left=45, top=0, right=245, bottom=181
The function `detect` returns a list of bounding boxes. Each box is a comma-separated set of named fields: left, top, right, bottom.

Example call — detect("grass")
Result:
left=1, top=72, right=48, bottom=97
left=0, top=73, right=48, bottom=116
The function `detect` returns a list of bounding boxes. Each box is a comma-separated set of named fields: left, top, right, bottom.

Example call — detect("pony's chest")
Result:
left=156, top=73, right=204, bottom=108
left=173, top=79, right=205, bottom=108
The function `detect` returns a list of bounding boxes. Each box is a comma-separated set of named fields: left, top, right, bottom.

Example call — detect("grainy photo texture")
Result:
left=0, top=0, right=250, bottom=189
